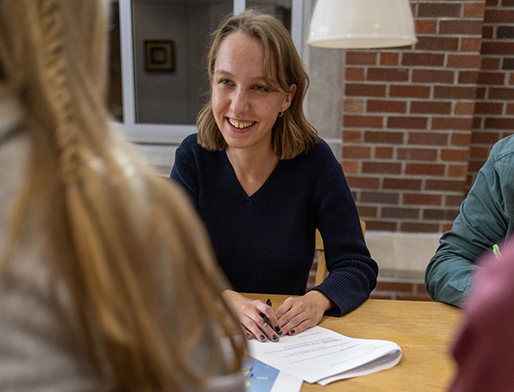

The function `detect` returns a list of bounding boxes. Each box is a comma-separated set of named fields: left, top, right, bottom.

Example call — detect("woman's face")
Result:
left=211, top=33, right=295, bottom=154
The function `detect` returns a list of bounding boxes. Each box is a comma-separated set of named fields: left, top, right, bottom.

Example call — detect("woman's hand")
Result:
left=222, top=290, right=283, bottom=342
left=275, top=291, right=333, bottom=336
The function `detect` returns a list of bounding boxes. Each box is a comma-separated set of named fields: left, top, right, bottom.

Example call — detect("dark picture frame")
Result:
left=144, top=40, right=175, bottom=72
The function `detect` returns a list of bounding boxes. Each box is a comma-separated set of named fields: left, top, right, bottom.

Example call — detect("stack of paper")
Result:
left=248, top=326, right=402, bottom=386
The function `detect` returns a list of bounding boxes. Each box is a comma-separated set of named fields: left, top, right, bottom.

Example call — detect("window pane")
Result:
left=132, top=0, right=232, bottom=125
left=245, top=0, right=292, bottom=31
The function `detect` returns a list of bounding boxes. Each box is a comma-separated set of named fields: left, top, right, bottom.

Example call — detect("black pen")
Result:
left=263, top=298, right=273, bottom=328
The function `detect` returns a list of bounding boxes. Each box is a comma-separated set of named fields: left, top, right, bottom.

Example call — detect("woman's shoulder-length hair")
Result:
left=197, top=9, right=319, bottom=160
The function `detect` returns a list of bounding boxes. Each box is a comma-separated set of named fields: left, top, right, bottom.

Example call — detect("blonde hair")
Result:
left=197, top=9, right=319, bottom=160
left=0, top=0, right=244, bottom=390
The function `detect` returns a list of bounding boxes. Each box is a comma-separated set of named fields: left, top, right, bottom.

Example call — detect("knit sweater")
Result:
left=171, top=134, right=378, bottom=317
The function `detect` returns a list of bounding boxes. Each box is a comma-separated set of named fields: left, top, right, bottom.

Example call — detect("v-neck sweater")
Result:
left=171, top=134, right=378, bottom=316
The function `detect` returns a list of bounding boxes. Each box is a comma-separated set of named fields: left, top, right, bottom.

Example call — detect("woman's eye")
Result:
left=254, top=85, right=268, bottom=92
left=219, top=79, right=232, bottom=86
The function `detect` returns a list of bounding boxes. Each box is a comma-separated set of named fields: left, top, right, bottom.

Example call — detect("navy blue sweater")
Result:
left=170, top=134, right=378, bottom=316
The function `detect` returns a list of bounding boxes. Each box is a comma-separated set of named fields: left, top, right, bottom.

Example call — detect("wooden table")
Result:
left=244, top=294, right=462, bottom=392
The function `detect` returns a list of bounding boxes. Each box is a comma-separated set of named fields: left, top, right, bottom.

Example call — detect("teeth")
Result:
left=229, top=119, right=253, bottom=129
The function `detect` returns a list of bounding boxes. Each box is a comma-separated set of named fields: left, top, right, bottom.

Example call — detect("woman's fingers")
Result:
left=223, top=290, right=283, bottom=342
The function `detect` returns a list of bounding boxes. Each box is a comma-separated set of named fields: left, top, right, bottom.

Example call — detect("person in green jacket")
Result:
left=425, top=135, right=514, bottom=306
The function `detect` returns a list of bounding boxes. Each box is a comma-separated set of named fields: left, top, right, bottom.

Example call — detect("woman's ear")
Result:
left=282, top=83, right=297, bottom=112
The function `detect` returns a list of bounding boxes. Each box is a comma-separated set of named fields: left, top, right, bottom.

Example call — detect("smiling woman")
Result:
left=170, top=9, right=377, bottom=345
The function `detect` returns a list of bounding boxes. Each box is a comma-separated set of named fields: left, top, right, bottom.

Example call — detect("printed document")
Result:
left=248, top=326, right=401, bottom=385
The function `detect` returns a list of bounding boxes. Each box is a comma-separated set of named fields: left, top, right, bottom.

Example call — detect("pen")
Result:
left=263, top=298, right=273, bottom=328
left=493, top=244, right=502, bottom=259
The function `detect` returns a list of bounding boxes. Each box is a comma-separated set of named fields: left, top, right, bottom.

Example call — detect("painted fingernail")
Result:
left=275, top=325, right=281, bottom=332
left=290, top=330, right=295, bottom=335
left=272, top=335, right=278, bottom=340
left=245, top=333, right=251, bottom=339
left=260, top=335, right=265, bottom=340
left=278, top=331, right=283, bottom=336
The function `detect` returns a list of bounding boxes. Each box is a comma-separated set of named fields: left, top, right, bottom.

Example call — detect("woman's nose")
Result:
left=230, top=87, right=249, bottom=114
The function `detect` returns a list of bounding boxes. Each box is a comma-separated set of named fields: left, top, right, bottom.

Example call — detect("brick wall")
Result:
left=341, top=0, right=514, bottom=234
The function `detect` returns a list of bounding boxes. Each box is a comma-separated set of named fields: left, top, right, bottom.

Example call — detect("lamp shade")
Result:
left=308, top=0, right=417, bottom=49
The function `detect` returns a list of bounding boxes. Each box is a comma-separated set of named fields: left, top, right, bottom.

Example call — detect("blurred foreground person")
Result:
left=0, top=0, right=244, bottom=391
left=450, top=238, right=514, bottom=392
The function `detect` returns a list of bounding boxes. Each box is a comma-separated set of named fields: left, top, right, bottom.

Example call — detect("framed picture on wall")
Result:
left=144, top=40, right=175, bottom=72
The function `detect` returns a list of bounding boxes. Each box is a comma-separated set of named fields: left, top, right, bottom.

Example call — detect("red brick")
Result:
left=481, top=42, right=514, bottom=55
left=481, top=57, right=501, bottom=70
left=345, top=67, right=365, bottom=81
left=458, top=71, right=479, bottom=84
left=445, top=195, right=465, bottom=207
left=400, top=221, right=440, bottom=232
left=389, top=85, right=431, bottom=98
left=360, top=191, right=400, bottom=204
left=362, top=162, right=402, bottom=175
left=364, top=131, right=404, bottom=144
left=485, top=117, right=514, bottom=129
left=357, top=206, right=378, bottom=218
left=434, top=86, right=476, bottom=99
left=344, top=115, right=383, bottom=128
left=411, top=101, right=452, bottom=114
left=423, top=208, right=460, bottom=221
left=477, top=71, right=508, bottom=85
left=367, top=100, right=407, bottom=113
left=416, top=36, right=459, bottom=51
left=461, top=37, right=483, bottom=52
left=412, top=69, right=454, bottom=84
left=425, top=179, right=466, bottom=192
left=344, top=99, right=364, bottom=113
left=366, top=221, right=398, bottom=231
left=441, top=148, right=470, bottom=162
left=405, top=163, right=446, bottom=176
left=447, top=54, right=481, bottom=69
left=396, top=294, right=434, bottom=301
left=345, top=83, right=387, bottom=97
left=464, top=3, right=486, bottom=18
left=416, top=284, right=430, bottom=295
left=470, top=146, right=490, bottom=159
left=346, top=176, right=380, bottom=189
left=440, top=20, right=483, bottom=35
left=451, top=132, right=472, bottom=146
left=375, top=147, right=394, bottom=159
left=454, top=102, right=476, bottom=115
left=415, top=19, right=437, bottom=34
left=367, top=68, right=409, bottom=82
left=507, top=103, right=514, bottom=115
left=408, top=132, right=449, bottom=145
left=342, top=146, right=371, bottom=159
left=442, top=222, right=454, bottom=233
left=432, top=117, right=474, bottom=131
left=417, top=3, right=461, bottom=17
left=402, top=53, right=445, bottom=67
left=482, top=26, right=494, bottom=40
left=387, top=116, right=428, bottom=129
left=375, top=282, right=414, bottom=292
left=370, top=293, right=395, bottom=300
left=475, top=87, right=486, bottom=99
left=343, top=130, right=362, bottom=143
left=489, top=88, right=514, bottom=100
left=381, top=207, right=420, bottom=219
left=341, top=160, right=359, bottom=173
left=380, top=52, right=399, bottom=66
left=383, top=178, right=422, bottom=190
left=346, top=51, right=377, bottom=65
left=448, top=164, right=470, bottom=178
left=397, top=148, right=437, bottom=161
left=484, top=9, right=514, bottom=24
left=474, top=101, right=503, bottom=115
left=510, top=74, right=514, bottom=85
left=403, top=193, right=443, bottom=205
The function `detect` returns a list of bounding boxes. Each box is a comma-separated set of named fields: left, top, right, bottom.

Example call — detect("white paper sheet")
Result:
left=248, top=326, right=402, bottom=385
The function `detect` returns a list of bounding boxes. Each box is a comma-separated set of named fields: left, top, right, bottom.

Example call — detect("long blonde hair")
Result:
left=197, top=9, right=319, bottom=159
left=0, top=0, right=244, bottom=390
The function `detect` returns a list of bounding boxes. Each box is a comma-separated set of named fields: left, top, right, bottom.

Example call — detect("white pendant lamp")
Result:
left=308, top=0, right=417, bottom=49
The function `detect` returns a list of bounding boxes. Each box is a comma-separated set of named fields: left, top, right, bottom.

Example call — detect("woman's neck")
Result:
left=226, top=145, right=279, bottom=197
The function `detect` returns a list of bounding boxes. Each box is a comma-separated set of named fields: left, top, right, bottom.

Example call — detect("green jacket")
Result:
left=425, top=135, right=514, bottom=306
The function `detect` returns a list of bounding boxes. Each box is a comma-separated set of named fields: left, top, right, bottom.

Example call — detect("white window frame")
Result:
left=117, top=0, right=304, bottom=144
